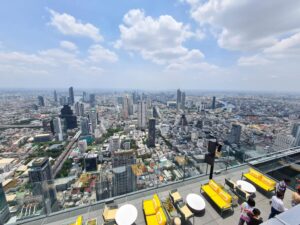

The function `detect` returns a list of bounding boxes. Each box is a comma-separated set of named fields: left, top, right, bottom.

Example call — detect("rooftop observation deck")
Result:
left=12, top=164, right=297, bottom=225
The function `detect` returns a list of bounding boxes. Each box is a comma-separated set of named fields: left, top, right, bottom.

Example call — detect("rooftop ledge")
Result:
left=9, top=164, right=298, bottom=225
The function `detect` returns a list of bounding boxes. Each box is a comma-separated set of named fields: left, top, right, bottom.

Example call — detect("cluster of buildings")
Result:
left=1, top=89, right=300, bottom=224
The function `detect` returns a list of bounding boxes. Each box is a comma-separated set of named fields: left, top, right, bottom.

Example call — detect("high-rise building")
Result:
left=273, top=134, right=295, bottom=151
left=138, top=100, right=146, bottom=129
left=177, top=89, right=181, bottom=111
left=84, top=153, right=97, bottom=172
left=60, top=105, right=77, bottom=129
left=112, top=149, right=136, bottom=196
left=53, top=117, right=63, bottom=141
left=96, top=172, right=112, bottom=201
left=128, top=98, right=134, bottom=116
left=148, top=118, right=156, bottom=148
left=59, top=96, right=67, bottom=106
left=122, top=96, right=129, bottom=119
left=291, top=123, right=300, bottom=137
left=153, top=106, right=160, bottom=119
left=294, top=128, right=300, bottom=147
left=68, top=87, right=75, bottom=105
left=53, top=90, right=58, bottom=102
left=82, top=91, right=87, bottom=102
left=74, top=102, right=80, bottom=116
left=88, top=110, right=98, bottom=134
left=212, top=96, right=216, bottom=110
left=112, top=166, right=136, bottom=197
left=110, top=135, right=120, bottom=152
left=80, top=117, right=90, bottom=135
left=178, top=114, right=188, bottom=127
left=79, top=103, right=84, bottom=116
left=28, top=157, right=57, bottom=214
left=0, top=183, right=10, bottom=224
left=89, top=94, right=96, bottom=107
left=132, top=91, right=139, bottom=104
left=38, top=96, right=45, bottom=107
left=181, top=92, right=186, bottom=110
left=228, top=124, right=242, bottom=145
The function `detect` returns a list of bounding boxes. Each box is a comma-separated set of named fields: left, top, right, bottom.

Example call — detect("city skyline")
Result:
left=0, top=0, right=300, bottom=91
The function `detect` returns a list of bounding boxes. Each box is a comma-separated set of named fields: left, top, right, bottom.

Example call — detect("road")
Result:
left=52, top=130, right=81, bottom=177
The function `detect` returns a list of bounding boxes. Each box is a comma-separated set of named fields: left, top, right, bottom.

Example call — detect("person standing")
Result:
left=238, top=198, right=255, bottom=225
left=292, top=185, right=300, bottom=206
left=248, top=208, right=263, bottom=225
left=269, top=192, right=287, bottom=219
left=276, top=178, right=291, bottom=197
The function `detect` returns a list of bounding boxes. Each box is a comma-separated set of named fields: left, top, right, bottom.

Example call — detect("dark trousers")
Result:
left=268, top=207, right=281, bottom=219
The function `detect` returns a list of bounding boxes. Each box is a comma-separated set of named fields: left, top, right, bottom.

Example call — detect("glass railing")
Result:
left=4, top=146, right=300, bottom=224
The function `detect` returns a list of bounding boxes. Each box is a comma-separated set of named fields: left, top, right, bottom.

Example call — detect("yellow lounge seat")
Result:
left=243, top=168, right=275, bottom=192
left=143, top=194, right=161, bottom=216
left=69, top=216, right=83, bottom=225
left=146, top=208, right=167, bottom=225
left=201, top=180, right=232, bottom=215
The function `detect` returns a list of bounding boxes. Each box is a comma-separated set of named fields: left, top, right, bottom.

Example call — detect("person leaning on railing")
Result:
left=291, top=185, right=300, bottom=207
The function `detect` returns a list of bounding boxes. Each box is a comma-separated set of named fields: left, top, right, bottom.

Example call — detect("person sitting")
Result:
left=269, top=192, right=287, bottom=219
left=248, top=208, right=263, bottom=225
left=292, top=185, right=300, bottom=207
left=276, top=178, right=291, bottom=197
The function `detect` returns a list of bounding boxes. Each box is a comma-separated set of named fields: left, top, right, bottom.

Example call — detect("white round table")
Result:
left=237, top=180, right=256, bottom=193
left=186, top=193, right=206, bottom=211
left=115, top=204, right=138, bottom=225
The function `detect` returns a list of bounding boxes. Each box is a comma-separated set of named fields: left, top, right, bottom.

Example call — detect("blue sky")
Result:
left=1, top=0, right=300, bottom=91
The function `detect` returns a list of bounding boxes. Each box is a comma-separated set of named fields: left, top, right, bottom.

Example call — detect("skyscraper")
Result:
left=53, top=117, right=63, bottom=141
left=53, top=90, right=58, bottom=102
left=228, top=124, right=242, bottom=145
left=153, top=106, right=160, bottom=118
left=212, top=96, right=216, bottom=110
left=294, top=127, right=300, bottom=147
left=88, top=110, right=98, bottom=134
left=38, top=96, right=45, bottom=107
left=0, top=183, right=10, bottom=224
left=138, top=100, right=146, bottom=129
left=177, top=89, right=182, bottom=111
left=181, top=92, right=186, bottom=110
left=112, top=149, right=137, bottom=196
left=291, top=123, right=300, bottom=137
left=122, top=95, right=129, bottom=119
left=89, top=94, right=96, bottom=107
left=60, top=105, right=77, bottom=129
left=112, top=166, right=136, bottom=197
left=68, top=86, right=75, bottom=105
left=74, top=102, right=80, bottom=116
left=79, top=103, right=84, bottom=116
left=148, top=118, right=156, bottom=148
left=28, top=157, right=57, bottom=214
left=80, top=117, right=90, bottom=135
left=59, top=96, right=67, bottom=106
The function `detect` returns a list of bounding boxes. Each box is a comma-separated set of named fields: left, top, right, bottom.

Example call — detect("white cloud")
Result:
left=88, top=44, right=118, bottom=63
left=238, top=32, right=300, bottom=66
left=49, top=9, right=103, bottom=42
left=0, top=43, right=118, bottom=78
left=238, top=55, right=270, bottom=66
left=187, top=0, right=300, bottom=51
left=264, top=32, right=300, bottom=55
left=116, top=9, right=215, bottom=71
left=60, top=40, right=78, bottom=51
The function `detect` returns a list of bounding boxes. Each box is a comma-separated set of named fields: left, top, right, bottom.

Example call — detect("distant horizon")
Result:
left=1, top=87, right=300, bottom=95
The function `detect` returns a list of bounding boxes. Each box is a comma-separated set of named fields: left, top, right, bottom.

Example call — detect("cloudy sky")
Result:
left=1, top=0, right=300, bottom=91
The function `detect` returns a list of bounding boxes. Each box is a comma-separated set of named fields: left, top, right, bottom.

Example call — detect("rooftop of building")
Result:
left=11, top=164, right=297, bottom=225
